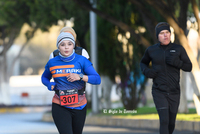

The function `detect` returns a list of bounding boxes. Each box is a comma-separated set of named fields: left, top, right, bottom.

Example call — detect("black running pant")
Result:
left=152, top=90, right=180, bottom=134
left=52, top=103, right=87, bottom=134
left=157, top=109, right=177, bottom=134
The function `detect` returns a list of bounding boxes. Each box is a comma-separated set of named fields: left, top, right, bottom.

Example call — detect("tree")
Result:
left=73, top=0, right=200, bottom=113
left=0, top=0, right=85, bottom=104
left=1, top=0, right=200, bottom=113
left=0, top=0, right=30, bottom=104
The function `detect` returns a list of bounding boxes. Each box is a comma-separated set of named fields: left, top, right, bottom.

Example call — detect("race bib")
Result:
left=59, top=89, right=79, bottom=106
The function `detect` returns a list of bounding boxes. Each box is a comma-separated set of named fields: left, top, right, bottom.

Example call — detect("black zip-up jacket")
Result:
left=140, top=42, right=192, bottom=94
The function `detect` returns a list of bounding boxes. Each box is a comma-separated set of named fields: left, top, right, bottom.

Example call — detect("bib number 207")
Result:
left=60, top=94, right=78, bottom=106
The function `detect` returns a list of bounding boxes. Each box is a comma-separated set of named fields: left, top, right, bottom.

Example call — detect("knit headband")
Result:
left=56, top=32, right=75, bottom=48
left=155, top=22, right=171, bottom=39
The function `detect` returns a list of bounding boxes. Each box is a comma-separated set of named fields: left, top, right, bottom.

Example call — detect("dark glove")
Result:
left=144, top=68, right=158, bottom=78
left=166, top=55, right=183, bottom=68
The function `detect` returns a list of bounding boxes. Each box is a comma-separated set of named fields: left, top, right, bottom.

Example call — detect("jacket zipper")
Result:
left=164, top=50, right=169, bottom=95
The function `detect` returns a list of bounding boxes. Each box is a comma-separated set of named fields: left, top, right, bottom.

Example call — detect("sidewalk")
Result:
left=1, top=106, right=199, bottom=133
left=42, top=111, right=200, bottom=133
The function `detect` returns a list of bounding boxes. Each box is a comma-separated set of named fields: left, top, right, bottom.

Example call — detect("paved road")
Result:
left=0, top=112, right=197, bottom=134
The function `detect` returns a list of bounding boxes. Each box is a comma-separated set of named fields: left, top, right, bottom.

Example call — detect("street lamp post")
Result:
left=90, top=0, right=98, bottom=114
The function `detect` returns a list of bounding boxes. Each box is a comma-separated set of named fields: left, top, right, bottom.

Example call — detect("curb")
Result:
left=42, top=112, right=200, bottom=132
left=85, top=116, right=200, bottom=132
left=0, top=106, right=51, bottom=113
left=0, top=107, right=24, bottom=113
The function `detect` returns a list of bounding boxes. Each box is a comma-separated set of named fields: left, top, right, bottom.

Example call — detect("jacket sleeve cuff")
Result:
left=177, top=60, right=183, bottom=68
left=47, top=82, right=56, bottom=91
left=143, top=68, right=149, bottom=77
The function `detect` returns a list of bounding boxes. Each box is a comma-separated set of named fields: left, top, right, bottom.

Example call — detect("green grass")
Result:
left=176, top=113, right=200, bottom=121
left=88, top=107, right=200, bottom=121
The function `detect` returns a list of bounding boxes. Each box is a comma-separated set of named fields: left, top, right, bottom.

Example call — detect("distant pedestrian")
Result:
left=140, top=22, right=192, bottom=134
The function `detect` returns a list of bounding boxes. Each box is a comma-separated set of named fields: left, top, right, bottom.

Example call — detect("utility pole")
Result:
left=90, top=0, right=98, bottom=114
